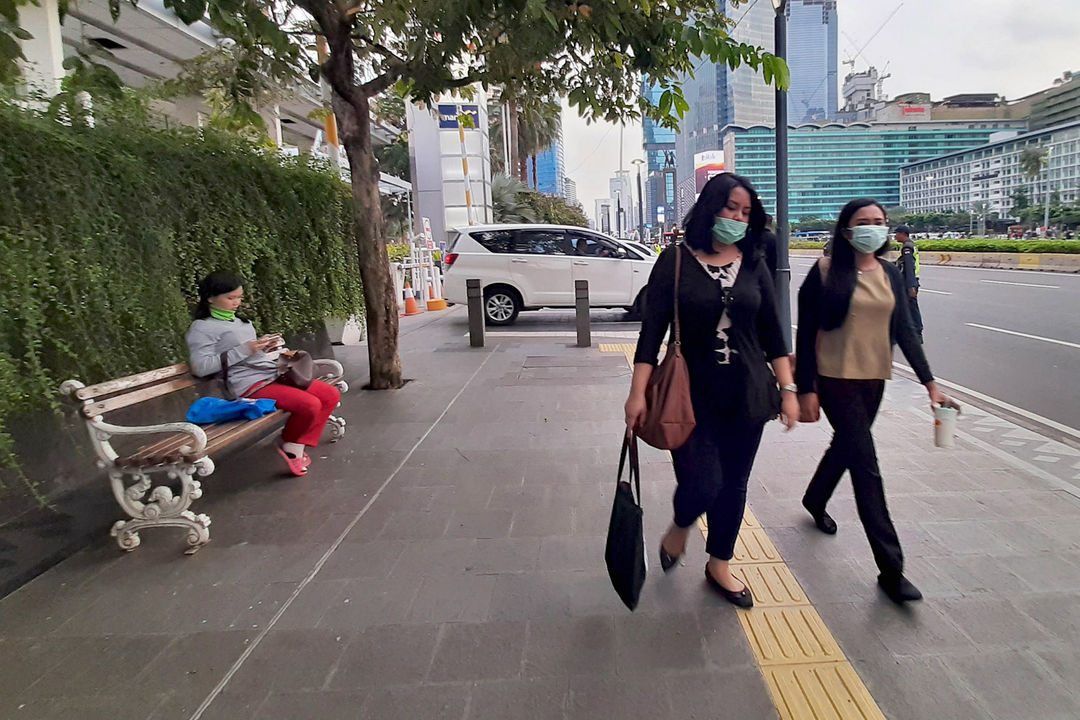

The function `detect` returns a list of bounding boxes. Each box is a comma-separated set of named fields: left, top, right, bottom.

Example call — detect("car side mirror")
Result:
left=616, top=247, right=628, bottom=259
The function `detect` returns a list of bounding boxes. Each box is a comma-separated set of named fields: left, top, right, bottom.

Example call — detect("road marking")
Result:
left=964, top=323, right=1080, bottom=350
left=980, top=279, right=1059, bottom=289
left=920, top=288, right=952, bottom=295
left=893, top=361, right=1080, bottom=441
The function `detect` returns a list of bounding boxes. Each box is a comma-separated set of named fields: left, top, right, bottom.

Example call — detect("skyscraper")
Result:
left=673, top=0, right=775, bottom=218
left=641, top=81, right=678, bottom=229
left=530, top=131, right=566, bottom=197
left=786, top=0, right=838, bottom=122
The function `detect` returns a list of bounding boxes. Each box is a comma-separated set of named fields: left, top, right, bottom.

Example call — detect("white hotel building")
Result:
left=900, top=121, right=1080, bottom=219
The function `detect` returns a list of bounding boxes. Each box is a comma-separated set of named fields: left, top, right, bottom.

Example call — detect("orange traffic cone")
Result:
left=428, top=285, right=435, bottom=299
left=403, top=283, right=422, bottom=316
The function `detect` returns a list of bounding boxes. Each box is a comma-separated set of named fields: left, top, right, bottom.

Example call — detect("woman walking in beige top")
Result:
left=795, top=198, right=946, bottom=604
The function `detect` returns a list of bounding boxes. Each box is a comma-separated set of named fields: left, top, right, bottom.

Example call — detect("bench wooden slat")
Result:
left=114, top=411, right=286, bottom=468
left=74, top=363, right=190, bottom=401
left=83, top=377, right=197, bottom=418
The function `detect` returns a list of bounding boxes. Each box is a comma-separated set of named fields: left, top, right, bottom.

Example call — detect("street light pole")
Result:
left=772, top=0, right=791, bottom=349
left=632, top=158, right=645, bottom=240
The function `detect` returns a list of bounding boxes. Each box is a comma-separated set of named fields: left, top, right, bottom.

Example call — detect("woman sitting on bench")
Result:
left=185, top=271, right=340, bottom=477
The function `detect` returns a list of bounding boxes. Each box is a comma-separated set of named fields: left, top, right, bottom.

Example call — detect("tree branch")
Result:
left=352, top=33, right=406, bottom=66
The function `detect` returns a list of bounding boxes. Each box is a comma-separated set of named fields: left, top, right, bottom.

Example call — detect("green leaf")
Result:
left=658, top=89, right=672, bottom=116
left=673, top=92, right=689, bottom=115
left=0, top=0, right=17, bottom=24
left=13, top=26, right=32, bottom=40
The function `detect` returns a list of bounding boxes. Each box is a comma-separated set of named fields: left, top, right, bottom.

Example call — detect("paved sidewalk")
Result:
left=0, top=306, right=1078, bottom=719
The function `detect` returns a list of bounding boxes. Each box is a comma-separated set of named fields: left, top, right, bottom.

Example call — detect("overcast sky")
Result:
left=564, top=0, right=1080, bottom=223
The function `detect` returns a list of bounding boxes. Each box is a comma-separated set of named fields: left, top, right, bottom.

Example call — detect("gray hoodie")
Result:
left=186, top=317, right=278, bottom=397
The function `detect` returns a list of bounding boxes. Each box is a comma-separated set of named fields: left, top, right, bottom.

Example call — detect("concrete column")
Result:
left=260, top=104, right=283, bottom=146
left=17, top=0, right=65, bottom=97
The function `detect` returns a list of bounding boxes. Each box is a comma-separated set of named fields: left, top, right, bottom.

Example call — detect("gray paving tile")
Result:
left=1034, top=646, right=1080, bottom=687
left=523, top=616, right=616, bottom=678
left=832, top=600, right=975, bottom=656
left=936, top=596, right=1053, bottom=648
left=5, top=692, right=167, bottom=720
left=922, top=521, right=1021, bottom=556
left=1013, top=593, right=1080, bottom=643
left=488, top=572, right=573, bottom=621
left=537, top=536, right=607, bottom=572
left=257, top=691, right=367, bottom=719
left=945, top=650, right=1080, bottom=720
left=0, top=636, right=87, bottom=697
left=665, top=667, right=778, bottom=719
left=855, top=654, right=982, bottom=720
left=696, top=607, right=759, bottom=669
left=467, top=678, right=569, bottom=720
left=359, top=683, right=469, bottom=720
left=134, top=631, right=251, bottom=697
left=173, top=690, right=268, bottom=720
left=224, top=628, right=347, bottom=694
left=445, top=509, right=514, bottom=539
left=466, top=538, right=541, bottom=574
left=316, top=574, right=422, bottom=631
left=814, top=602, right=893, bottom=661
left=613, top=611, right=707, bottom=675
left=389, top=539, right=476, bottom=578
left=509, top=507, right=573, bottom=537
left=273, top=580, right=350, bottom=630
left=406, top=574, right=495, bottom=623
left=996, top=553, right=1080, bottom=592
left=315, top=540, right=406, bottom=580
left=567, top=675, right=672, bottom=720
left=330, top=624, right=441, bottom=689
left=428, top=621, right=528, bottom=682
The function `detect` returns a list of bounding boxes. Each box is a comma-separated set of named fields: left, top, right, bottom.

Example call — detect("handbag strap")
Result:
left=617, top=432, right=642, bottom=505
left=673, top=241, right=683, bottom=346
left=219, top=350, right=236, bottom=400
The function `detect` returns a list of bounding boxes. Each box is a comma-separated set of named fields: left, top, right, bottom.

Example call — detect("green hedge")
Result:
left=0, top=106, right=363, bottom=484
left=789, top=239, right=1080, bottom=254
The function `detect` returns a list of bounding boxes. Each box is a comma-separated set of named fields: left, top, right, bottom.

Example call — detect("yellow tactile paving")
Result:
left=732, top=527, right=783, bottom=564
left=763, top=663, right=888, bottom=720
left=599, top=343, right=885, bottom=720
left=733, top=563, right=809, bottom=608
left=738, top=606, right=845, bottom=665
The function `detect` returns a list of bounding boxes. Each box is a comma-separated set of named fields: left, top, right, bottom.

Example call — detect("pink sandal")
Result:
left=277, top=446, right=308, bottom=476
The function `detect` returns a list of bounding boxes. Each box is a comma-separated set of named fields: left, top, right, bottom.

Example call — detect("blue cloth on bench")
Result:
left=186, top=397, right=277, bottom=424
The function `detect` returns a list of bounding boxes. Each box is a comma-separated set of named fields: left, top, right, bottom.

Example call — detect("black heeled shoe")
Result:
left=659, top=543, right=682, bottom=573
left=802, top=499, right=837, bottom=535
left=704, top=565, right=753, bottom=608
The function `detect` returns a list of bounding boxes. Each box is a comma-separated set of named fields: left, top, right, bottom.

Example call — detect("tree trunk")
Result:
left=531, top=155, right=538, bottom=190
left=507, top=101, right=521, bottom=181
left=332, top=91, right=403, bottom=390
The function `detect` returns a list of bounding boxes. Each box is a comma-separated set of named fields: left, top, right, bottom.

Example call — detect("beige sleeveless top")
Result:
left=817, top=259, right=895, bottom=380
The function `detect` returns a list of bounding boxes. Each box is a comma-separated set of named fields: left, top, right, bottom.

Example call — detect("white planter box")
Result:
left=325, top=316, right=366, bottom=345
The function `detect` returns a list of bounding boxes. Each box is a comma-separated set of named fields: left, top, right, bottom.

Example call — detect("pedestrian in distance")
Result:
left=186, top=271, right=341, bottom=477
left=625, top=173, right=799, bottom=609
left=795, top=199, right=948, bottom=604
left=894, top=225, right=923, bottom=343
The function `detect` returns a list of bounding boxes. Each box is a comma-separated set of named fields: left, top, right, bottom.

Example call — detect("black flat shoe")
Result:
left=659, top=544, right=682, bottom=573
left=878, top=573, right=923, bottom=604
left=705, top=565, right=753, bottom=608
left=802, top=499, right=837, bottom=535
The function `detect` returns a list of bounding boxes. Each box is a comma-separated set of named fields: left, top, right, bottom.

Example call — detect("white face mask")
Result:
left=847, top=225, right=888, bottom=253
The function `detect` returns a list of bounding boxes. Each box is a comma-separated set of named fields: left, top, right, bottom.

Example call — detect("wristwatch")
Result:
left=780, top=384, right=798, bottom=394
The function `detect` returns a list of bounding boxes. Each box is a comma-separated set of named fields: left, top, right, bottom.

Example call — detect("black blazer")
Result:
left=634, top=243, right=788, bottom=424
left=795, top=257, right=933, bottom=394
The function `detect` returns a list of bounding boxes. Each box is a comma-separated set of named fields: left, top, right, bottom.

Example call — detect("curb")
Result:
left=790, top=249, right=1080, bottom=273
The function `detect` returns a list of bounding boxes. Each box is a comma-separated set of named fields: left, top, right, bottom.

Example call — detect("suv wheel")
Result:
left=484, top=287, right=520, bottom=325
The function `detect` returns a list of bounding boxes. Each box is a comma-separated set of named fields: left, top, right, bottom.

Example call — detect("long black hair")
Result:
left=820, top=198, right=889, bottom=330
left=194, top=271, right=249, bottom=321
left=682, top=172, right=767, bottom=261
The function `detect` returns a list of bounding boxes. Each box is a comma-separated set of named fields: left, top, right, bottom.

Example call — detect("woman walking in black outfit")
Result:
left=796, top=198, right=947, bottom=604
left=625, top=173, right=798, bottom=608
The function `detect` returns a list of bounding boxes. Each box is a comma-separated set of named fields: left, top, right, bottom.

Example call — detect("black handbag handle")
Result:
left=617, top=432, right=642, bottom=506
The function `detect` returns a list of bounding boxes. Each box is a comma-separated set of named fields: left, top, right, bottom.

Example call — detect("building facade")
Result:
left=531, top=131, right=566, bottom=197
left=786, top=0, right=838, bottom=122
left=594, top=198, right=614, bottom=234
left=563, top=177, right=578, bottom=205
left=641, top=81, right=678, bottom=229
left=723, top=120, right=1026, bottom=220
left=1030, top=72, right=1080, bottom=131
left=673, top=0, right=774, bottom=219
left=900, top=121, right=1080, bottom=218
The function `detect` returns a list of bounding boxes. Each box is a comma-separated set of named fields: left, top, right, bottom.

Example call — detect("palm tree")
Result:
left=1019, top=146, right=1048, bottom=224
left=491, top=174, right=538, bottom=223
left=518, top=100, right=562, bottom=189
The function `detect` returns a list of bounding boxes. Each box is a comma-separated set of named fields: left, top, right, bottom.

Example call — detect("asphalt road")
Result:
left=788, top=258, right=1080, bottom=432
left=456, top=261, right=1080, bottom=433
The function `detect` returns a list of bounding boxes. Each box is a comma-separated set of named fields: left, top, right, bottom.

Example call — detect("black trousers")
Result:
left=803, top=377, right=904, bottom=578
left=671, top=413, right=764, bottom=560
left=909, top=295, right=923, bottom=338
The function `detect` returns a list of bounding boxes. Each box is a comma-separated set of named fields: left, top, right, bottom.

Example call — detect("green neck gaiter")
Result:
left=210, top=307, right=236, bottom=321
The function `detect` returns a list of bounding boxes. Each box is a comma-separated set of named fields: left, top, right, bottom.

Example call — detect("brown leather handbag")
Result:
left=637, top=243, right=696, bottom=450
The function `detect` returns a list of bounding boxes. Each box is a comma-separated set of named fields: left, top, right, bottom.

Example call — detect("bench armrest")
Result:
left=86, top=418, right=208, bottom=468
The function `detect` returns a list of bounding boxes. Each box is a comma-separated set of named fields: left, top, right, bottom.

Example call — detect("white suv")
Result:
left=442, top=224, right=656, bottom=325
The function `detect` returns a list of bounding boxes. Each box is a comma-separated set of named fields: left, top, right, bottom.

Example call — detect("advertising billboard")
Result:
left=694, top=150, right=725, bottom=193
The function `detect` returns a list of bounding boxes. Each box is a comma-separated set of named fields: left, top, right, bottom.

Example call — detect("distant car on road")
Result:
left=442, top=224, right=656, bottom=325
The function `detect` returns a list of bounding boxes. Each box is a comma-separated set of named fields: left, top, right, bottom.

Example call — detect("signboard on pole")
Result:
left=694, top=151, right=725, bottom=193
left=422, top=217, right=434, bottom=249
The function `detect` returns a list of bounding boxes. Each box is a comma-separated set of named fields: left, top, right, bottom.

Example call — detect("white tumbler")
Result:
left=933, top=403, right=960, bottom=448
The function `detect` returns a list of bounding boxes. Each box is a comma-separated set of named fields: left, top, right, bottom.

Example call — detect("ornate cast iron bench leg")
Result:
left=107, top=457, right=214, bottom=554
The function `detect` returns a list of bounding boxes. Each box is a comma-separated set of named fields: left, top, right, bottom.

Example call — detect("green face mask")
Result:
left=711, top=217, right=748, bottom=246
left=210, top=307, right=236, bottom=321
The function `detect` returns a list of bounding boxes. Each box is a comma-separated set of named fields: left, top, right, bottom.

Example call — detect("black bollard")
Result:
left=575, top=279, right=590, bottom=348
left=467, top=279, right=485, bottom=347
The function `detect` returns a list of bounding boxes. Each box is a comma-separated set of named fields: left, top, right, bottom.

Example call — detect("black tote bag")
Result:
left=605, top=433, right=646, bottom=611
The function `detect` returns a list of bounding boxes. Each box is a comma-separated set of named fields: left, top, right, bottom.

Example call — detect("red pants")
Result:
left=250, top=379, right=341, bottom=446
